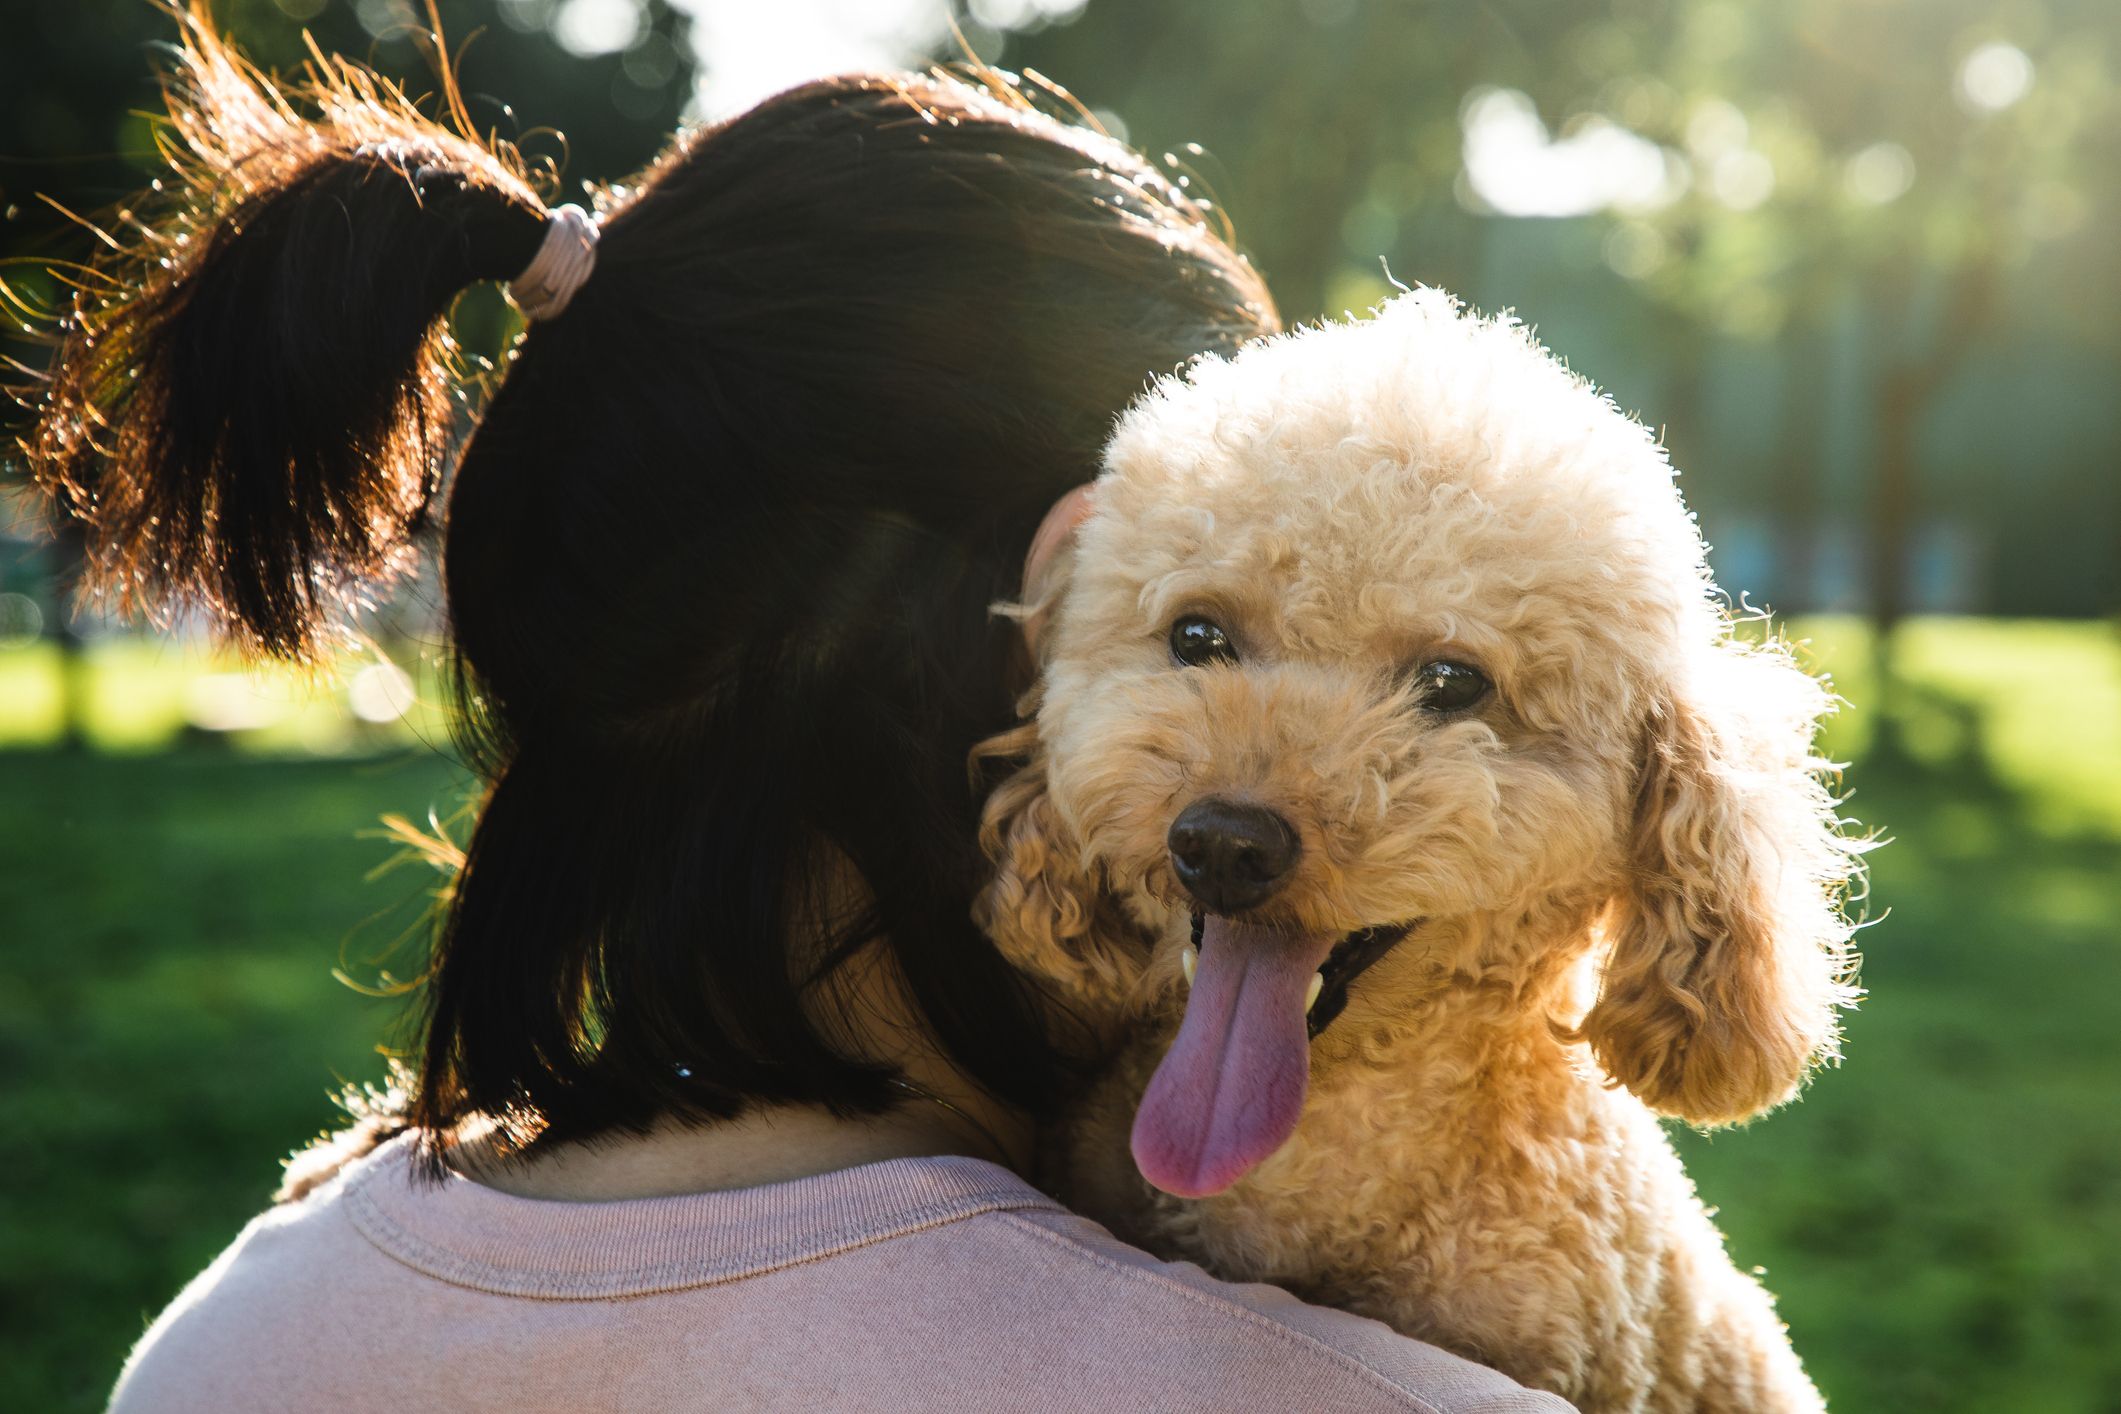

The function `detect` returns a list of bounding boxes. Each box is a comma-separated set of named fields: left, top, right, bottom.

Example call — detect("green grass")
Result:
left=0, top=746, right=472, bottom=1412
left=2, top=619, right=2118, bottom=1412
left=1670, top=620, right=2121, bottom=1413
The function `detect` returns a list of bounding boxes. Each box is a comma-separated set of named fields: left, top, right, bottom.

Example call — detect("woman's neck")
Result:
left=454, top=1091, right=1024, bottom=1202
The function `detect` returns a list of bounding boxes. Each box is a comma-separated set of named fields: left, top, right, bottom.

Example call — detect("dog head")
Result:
left=977, top=291, right=1860, bottom=1197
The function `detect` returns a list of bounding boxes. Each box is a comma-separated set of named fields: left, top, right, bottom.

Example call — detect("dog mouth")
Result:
left=1130, top=910, right=1418, bottom=1200
left=1187, top=910, right=1419, bottom=1041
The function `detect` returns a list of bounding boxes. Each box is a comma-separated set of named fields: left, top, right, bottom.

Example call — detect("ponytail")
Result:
left=23, top=6, right=550, bottom=658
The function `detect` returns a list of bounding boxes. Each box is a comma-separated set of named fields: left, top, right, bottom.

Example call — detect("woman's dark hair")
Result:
left=21, top=8, right=1276, bottom=1156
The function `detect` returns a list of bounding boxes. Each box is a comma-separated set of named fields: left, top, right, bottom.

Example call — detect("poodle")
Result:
left=974, top=291, right=1863, bottom=1412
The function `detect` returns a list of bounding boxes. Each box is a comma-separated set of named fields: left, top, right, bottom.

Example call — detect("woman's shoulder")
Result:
left=962, top=1202, right=1570, bottom=1413
left=111, top=1136, right=1567, bottom=1413
left=109, top=1135, right=409, bottom=1411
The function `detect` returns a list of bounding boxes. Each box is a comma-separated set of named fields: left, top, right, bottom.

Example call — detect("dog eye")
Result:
left=1415, top=660, right=1489, bottom=712
left=1170, top=616, right=1239, bottom=668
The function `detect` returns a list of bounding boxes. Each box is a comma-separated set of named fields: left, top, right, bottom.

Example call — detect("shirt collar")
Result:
left=339, top=1131, right=1063, bottom=1298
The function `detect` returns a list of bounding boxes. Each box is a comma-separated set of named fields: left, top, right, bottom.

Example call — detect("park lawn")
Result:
left=1683, top=620, right=2121, bottom=1412
left=0, top=747, right=474, bottom=1412
left=2, top=617, right=2118, bottom=1411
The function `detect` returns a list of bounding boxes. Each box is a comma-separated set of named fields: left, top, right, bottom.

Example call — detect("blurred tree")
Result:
left=1578, top=1, right=2117, bottom=693
left=1010, top=0, right=2120, bottom=650
left=6, top=0, right=2117, bottom=646
left=1007, top=0, right=1623, bottom=319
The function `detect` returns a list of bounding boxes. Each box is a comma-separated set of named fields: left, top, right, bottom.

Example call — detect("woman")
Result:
left=33, top=13, right=1563, bottom=1411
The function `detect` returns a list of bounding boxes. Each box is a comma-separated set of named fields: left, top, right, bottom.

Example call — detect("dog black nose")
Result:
left=1167, top=798, right=1302, bottom=913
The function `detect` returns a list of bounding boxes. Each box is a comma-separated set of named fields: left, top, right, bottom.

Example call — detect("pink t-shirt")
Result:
left=111, top=1133, right=1569, bottom=1412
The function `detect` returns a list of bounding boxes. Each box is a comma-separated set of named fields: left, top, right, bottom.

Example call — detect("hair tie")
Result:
left=509, top=204, right=599, bottom=322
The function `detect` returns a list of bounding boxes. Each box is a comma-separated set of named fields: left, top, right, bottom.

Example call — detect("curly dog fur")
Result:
left=976, top=290, right=1863, bottom=1411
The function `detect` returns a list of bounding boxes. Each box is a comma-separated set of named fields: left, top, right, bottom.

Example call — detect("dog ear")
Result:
left=972, top=718, right=1143, bottom=1013
left=1014, top=483, right=1097, bottom=660
left=1581, top=645, right=1860, bottom=1126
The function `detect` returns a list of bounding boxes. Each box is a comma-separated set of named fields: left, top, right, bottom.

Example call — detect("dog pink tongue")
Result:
left=1130, top=917, right=1339, bottom=1198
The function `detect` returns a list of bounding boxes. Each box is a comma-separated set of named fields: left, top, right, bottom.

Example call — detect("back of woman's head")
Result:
left=23, top=8, right=1276, bottom=1153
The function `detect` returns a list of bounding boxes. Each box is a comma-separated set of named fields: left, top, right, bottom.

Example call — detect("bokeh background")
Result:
left=3, top=1, right=2117, bottom=1409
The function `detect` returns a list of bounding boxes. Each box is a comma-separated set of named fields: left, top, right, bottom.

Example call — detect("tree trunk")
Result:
left=1868, top=367, right=1921, bottom=641
left=1864, top=253, right=1997, bottom=743
left=1660, top=316, right=1709, bottom=486
left=1775, top=314, right=1832, bottom=614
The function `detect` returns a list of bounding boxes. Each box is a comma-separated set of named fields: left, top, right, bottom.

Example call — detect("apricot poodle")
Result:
left=976, top=291, right=1864, bottom=1412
